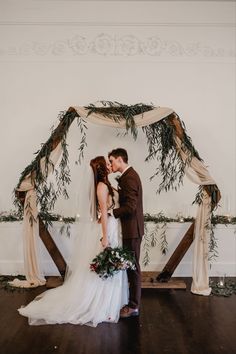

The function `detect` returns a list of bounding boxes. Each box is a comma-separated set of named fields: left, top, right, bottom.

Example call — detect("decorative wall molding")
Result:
left=0, top=33, right=235, bottom=59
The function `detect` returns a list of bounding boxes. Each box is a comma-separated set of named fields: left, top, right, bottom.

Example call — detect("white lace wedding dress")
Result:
left=18, top=190, right=128, bottom=327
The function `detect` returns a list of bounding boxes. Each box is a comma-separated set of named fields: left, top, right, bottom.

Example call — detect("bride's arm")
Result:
left=97, top=182, right=109, bottom=248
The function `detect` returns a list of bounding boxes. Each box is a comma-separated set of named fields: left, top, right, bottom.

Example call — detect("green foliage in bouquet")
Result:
left=90, top=246, right=136, bottom=280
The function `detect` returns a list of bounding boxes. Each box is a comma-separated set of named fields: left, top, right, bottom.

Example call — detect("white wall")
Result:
left=0, top=1, right=235, bottom=275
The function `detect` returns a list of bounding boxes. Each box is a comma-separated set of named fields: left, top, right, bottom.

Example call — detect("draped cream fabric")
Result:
left=191, top=190, right=212, bottom=295
left=75, top=106, right=174, bottom=127
left=9, top=178, right=45, bottom=288
left=9, top=143, right=63, bottom=288
left=175, top=137, right=215, bottom=295
left=12, top=106, right=217, bottom=295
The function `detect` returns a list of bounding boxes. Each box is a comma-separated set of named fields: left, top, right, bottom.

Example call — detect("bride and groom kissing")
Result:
left=18, top=148, right=144, bottom=327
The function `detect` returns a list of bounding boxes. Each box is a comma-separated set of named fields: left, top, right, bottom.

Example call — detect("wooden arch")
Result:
left=16, top=106, right=220, bottom=286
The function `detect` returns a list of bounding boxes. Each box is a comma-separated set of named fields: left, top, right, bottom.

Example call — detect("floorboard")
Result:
left=0, top=278, right=235, bottom=354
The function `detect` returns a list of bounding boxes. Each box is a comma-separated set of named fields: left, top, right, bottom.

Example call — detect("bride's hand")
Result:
left=101, top=237, right=109, bottom=248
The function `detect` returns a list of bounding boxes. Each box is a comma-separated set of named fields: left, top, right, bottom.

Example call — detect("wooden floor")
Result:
left=0, top=278, right=235, bottom=354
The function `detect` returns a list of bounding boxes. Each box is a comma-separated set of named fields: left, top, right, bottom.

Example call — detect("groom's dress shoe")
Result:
left=120, top=306, right=139, bottom=318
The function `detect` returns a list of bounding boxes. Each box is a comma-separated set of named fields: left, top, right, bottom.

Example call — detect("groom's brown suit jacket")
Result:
left=113, top=167, right=144, bottom=239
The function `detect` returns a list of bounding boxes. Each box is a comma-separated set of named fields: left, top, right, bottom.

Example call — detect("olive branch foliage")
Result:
left=85, top=100, right=154, bottom=140
left=142, top=212, right=169, bottom=266
left=142, top=114, right=202, bottom=194
left=13, top=109, right=86, bottom=226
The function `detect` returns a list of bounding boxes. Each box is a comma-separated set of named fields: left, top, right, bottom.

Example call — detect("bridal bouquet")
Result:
left=90, top=247, right=136, bottom=280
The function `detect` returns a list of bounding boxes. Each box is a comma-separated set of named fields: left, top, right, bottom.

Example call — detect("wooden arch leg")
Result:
left=17, top=191, right=67, bottom=285
left=154, top=186, right=220, bottom=285
left=156, top=222, right=195, bottom=282
left=38, top=217, right=67, bottom=278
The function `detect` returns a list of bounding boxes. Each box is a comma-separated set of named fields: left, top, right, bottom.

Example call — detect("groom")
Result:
left=108, top=148, right=144, bottom=318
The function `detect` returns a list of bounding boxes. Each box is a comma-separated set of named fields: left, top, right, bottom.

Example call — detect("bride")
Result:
left=18, top=156, right=129, bottom=327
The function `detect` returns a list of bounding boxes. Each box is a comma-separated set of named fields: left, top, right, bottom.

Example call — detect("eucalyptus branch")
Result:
left=208, top=222, right=218, bottom=262
left=143, top=118, right=186, bottom=193
left=159, top=222, right=168, bottom=255
left=142, top=212, right=170, bottom=265
left=143, top=115, right=202, bottom=195
left=60, top=223, right=71, bottom=238
left=14, top=109, right=78, bottom=225
left=76, top=116, right=88, bottom=164
left=142, top=223, right=151, bottom=266
left=192, top=185, right=205, bottom=206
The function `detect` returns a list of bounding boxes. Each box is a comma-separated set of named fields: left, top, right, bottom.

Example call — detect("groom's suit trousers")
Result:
left=123, top=237, right=142, bottom=309
left=113, top=167, right=144, bottom=309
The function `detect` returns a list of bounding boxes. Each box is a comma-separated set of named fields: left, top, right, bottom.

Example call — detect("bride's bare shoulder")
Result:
left=97, top=182, right=108, bottom=192
left=97, top=183, right=109, bottom=202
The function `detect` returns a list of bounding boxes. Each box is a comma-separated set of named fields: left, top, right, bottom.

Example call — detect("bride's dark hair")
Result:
left=90, top=156, right=114, bottom=212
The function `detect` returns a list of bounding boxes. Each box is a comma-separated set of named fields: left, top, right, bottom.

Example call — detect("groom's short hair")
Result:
left=108, top=148, right=128, bottom=163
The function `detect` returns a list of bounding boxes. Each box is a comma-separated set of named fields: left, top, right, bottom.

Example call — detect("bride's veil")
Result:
left=64, top=164, right=101, bottom=281
left=19, top=162, right=129, bottom=327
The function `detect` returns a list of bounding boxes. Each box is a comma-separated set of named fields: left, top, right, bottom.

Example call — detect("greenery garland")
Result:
left=142, top=212, right=193, bottom=266
left=13, top=109, right=85, bottom=226
left=2, top=207, right=235, bottom=264
left=76, top=115, right=88, bottom=164
left=14, top=102, right=155, bottom=224
left=86, top=101, right=204, bottom=199
left=0, top=211, right=75, bottom=223
left=0, top=210, right=21, bottom=222
left=207, top=214, right=236, bottom=262
left=142, top=213, right=236, bottom=266
left=11, top=101, right=224, bottom=265
left=142, top=216, right=169, bottom=266
left=2, top=210, right=235, bottom=226
left=13, top=101, right=216, bottom=227
left=1, top=211, right=235, bottom=293
left=85, top=101, right=154, bottom=140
